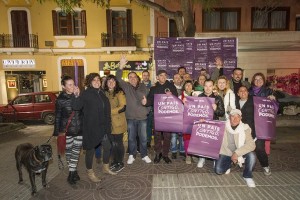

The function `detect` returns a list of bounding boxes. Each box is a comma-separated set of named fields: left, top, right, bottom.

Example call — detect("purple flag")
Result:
left=183, top=96, right=215, bottom=134
left=74, top=61, right=78, bottom=86
left=154, top=94, right=184, bottom=132
left=253, top=97, right=279, bottom=140
left=187, top=120, right=225, bottom=159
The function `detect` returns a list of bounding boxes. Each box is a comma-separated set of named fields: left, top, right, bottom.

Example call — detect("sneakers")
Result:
left=162, top=156, right=172, bottom=164
left=112, top=163, right=125, bottom=173
left=197, top=158, right=205, bottom=168
left=243, top=178, right=256, bottom=188
left=225, top=168, right=231, bottom=174
left=127, top=155, right=135, bottom=165
left=263, top=166, right=272, bottom=176
left=142, top=156, right=152, bottom=163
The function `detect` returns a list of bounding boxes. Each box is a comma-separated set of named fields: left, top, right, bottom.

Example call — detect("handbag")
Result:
left=57, top=111, right=75, bottom=156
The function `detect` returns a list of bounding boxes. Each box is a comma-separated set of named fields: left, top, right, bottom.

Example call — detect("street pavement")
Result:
left=0, top=120, right=299, bottom=200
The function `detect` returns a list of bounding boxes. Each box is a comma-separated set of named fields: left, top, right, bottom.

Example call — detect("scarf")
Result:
left=225, top=120, right=247, bottom=167
left=252, top=86, right=261, bottom=96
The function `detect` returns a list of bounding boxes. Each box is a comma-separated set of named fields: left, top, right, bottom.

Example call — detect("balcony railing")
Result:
left=101, top=33, right=136, bottom=47
left=0, top=34, right=39, bottom=48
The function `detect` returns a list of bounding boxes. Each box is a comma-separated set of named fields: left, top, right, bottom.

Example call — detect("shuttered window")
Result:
left=106, top=9, right=132, bottom=39
left=52, top=10, right=87, bottom=36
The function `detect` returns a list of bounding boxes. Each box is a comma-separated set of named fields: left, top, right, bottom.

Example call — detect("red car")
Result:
left=0, top=92, right=58, bottom=125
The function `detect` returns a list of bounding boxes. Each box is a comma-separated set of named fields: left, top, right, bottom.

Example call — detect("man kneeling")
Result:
left=215, top=109, right=256, bottom=188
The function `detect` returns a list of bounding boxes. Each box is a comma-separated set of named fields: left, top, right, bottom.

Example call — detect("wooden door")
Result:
left=11, top=10, right=29, bottom=47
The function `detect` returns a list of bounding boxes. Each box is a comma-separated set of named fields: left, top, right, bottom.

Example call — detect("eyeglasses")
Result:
left=254, top=78, right=263, bottom=82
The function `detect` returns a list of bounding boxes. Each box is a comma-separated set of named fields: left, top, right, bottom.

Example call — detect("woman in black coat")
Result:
left=72, top=73, right=113, bottom=182
left=53, top=75, right=83, bottom=185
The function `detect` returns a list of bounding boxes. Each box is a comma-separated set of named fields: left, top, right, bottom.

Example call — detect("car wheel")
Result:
left=44, top=113, right=55, bottom=125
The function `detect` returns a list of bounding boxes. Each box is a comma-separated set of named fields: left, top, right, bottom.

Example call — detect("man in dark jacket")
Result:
left=142, top=70, right=178, bottom=164
left=197, top=79, right=225, bottom=168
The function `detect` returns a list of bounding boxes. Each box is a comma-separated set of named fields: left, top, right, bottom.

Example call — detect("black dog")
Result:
left=15, top=143, right=52, bottom=195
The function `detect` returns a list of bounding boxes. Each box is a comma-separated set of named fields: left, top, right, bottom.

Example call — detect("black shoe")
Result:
left=73, top=171, right=80, bottom=181
left=162, top=156, right=172, bottom=164
left=147, top=142, right=151, bottom=148
left=110, top=162, right=118, bottom=171
left=179, top=152, right=186, bottom=157
left=154, top=153, right=162, bottom=164
left=171, top=153, right=177, bottom=159
left=112, top=163, right=125, bottom=173
left=67, top=171, right=76, bottom=185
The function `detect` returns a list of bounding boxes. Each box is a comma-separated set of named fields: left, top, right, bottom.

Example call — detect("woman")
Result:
left=193, top=74, right=206, bottom=92
left=53, top=75, right=82, bottom=185
left=72, top=73, right=115, bottom=183
left=214, top=75, right=236, bottom=120
left=249, top=72, right=276, bottom=176
left=179, top=80, right=200, bottom=165
left=104, top=75, right=127, bottom=173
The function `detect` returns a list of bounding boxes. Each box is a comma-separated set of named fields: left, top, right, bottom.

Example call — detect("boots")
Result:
left=86, top=169, right=101, bottom=182
left=67, top=171, right=76, bottom=185
left=103, top=164, right=117, bottom=175
left=73, top=171, right=80, bottom=181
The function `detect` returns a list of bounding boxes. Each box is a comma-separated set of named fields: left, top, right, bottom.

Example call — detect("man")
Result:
left=173, top=73, right=183, bottom=95
left=116, top=57, right=151, bottom=165
left=215, top=109, right=256, bottom=188
left=141, top=70, right=152, bottom=90
left=198, top=79, right=225, bottom=167
left=141, top=70, right=153, bottom=148
left=236, top=86, right=272, bottom=176
left=177, top=66, right=186, bottom=78
left=142, top=70, right=178, bottom=164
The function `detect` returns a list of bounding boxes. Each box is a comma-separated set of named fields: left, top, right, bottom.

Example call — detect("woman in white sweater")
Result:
left=214, top=76, right=236, bottom=120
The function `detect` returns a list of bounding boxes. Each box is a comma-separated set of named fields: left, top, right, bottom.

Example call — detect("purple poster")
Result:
left=183, top=96, right=215, bottom=134
left=154, top=94, right=184, bottom=133
left=187, top=120, right=226, bottom=159
left=253, top=97, right=279, bottom=140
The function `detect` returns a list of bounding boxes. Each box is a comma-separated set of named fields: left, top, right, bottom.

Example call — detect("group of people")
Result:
left=53, top=55, right=277, bottom=188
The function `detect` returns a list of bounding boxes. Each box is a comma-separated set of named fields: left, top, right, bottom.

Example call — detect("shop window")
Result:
left=52, top=10, right=87, bottom=36
left=203, top=8, right=241, bottom=32
left=252, top=7, right=289, bottom=31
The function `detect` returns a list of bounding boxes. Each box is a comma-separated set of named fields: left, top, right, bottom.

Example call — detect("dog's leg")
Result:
left=16, top=157, right=23, bottom=183
left=29, top=171, right=37, bottom=195
left=42, top=163, right=49, bottom=188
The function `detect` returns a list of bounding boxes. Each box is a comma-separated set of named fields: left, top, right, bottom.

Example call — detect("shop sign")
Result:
left=2, top=59, right=36, bottom=68
left=99, top=60, right=152, bottom=71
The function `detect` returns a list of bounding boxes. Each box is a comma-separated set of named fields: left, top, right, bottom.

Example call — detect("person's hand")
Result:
left=74, top=86, right=80, bottom=97
left=212, top=103, right=217, bottom=111
left=199, top=118, right=205, bottom=123
left=182, top=97, right=187, bottom=104
left=231, top=152, right=238, bottom=164
left=268, top=95, right=276, bottom=100
left=141, top=96, right=147, bottom=105
left=119, top=54, right=128, bottom=69
left=58, top=132, right=65, bottom=136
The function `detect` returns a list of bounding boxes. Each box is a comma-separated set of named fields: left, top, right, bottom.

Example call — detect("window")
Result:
left=35, top=94, right=51, bottom=103
left=252, top=7, right=289, bottom=31
left=203, top=8, right=241, bottom=32
left=169, top=19, right=179, bottom=37
left=296, top=16, right=300, bottom=31
left=13, top=95, right=32, bottom=105
left=52, top=10, right=87, bottom=36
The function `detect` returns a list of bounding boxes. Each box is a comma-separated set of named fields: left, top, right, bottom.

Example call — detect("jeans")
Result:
left=171, top=133, right=185, bottom=153
left=127, top=119, right=148, bottom=158
left=255, top=139, right=269, bottom=167
left=154, top=131, right=171, bottom=157
left=215, top=152, right=256, bottom=178
left=146, top=109, right=154, bottom=143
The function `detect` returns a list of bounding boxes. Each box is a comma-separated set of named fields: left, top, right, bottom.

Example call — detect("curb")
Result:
left=0, top=123, right=26, bottom=135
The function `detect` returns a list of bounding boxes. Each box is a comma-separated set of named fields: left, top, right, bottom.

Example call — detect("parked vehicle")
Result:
left=0, top=92, right=58, bottom=124
left=277, top=91, right=300, bottom=115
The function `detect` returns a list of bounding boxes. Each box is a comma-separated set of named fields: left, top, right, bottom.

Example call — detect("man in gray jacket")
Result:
left=116, top=57, right=151, bottom=165
left=215, top=109, right=256, bottom=188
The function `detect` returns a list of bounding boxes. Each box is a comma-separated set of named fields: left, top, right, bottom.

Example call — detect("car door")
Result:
left=33, top=94, right=55, bottom=119
left=11, top=95, right=34, bottom=120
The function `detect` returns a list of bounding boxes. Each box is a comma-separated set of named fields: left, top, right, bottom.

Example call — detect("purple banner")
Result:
left=253, top=97, right=279, bottom=140
left=154, top=94, right=184, bottom=132
left=74, top=61, right=78, bottom=86
left=187, top=120, right=226, bottom=159
left=183, top=96, right=215, bottom=134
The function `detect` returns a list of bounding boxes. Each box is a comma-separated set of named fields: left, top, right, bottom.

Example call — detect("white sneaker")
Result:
left=263, top=166, right=271, bottom=176
left=142, top=156, right=152, bottom=163
left=243, top=178, right=256, bottom=188
left=225, top=168, right=231, bottom=174
left=197, top=158, right=205, bottom=168
left=127, top=155, right=135, bottom=164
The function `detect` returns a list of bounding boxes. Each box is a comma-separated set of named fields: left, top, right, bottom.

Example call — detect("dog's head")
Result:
left=34, top=144, right=52, bottom=162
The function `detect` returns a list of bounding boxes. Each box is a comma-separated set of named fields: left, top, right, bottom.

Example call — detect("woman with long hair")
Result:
left=214, top=75, right=236, bottom=120
left=103, top=75, right=127, bottom=173
left=72, top=73, right=115, bottom=183
left=53, top=75, right=83, bottom=185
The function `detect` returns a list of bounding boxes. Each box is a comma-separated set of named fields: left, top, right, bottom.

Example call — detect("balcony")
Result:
left=0, top=34, right=39, bottom=54
left=101, top=33, right=137, bottom=54
left=157, top=32, right=179, bottom=38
